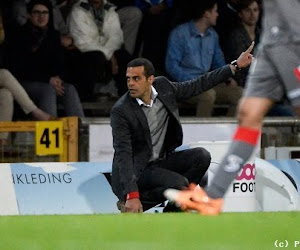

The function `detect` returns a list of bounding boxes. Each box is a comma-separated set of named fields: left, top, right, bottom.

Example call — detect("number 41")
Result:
left=40, top=128, right=60, bottom=148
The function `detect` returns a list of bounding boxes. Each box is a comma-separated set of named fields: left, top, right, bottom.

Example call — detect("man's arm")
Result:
left=110, top=107, right=143, bottom=213
left=173, top=42, right=254, bottom=99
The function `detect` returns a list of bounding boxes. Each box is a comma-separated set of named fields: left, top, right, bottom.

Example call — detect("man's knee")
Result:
left=42, top=84, right=56, bottom=96
left=64, top=83, right=82, bottom=102
left=172, top=176, right=189, bottom=190
left=189, top=147, right=211, bottom=168
left=64, top=83, right=76, bottom=94
left=198, top=89, right=216, bottom=103
left=237, top=98, right=268, bottom=128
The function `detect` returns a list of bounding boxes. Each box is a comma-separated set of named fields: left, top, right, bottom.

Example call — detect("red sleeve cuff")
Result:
left=126, top=191, right=140, bottom=200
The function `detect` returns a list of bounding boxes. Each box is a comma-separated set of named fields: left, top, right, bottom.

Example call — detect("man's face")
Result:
left=89, top=0, right=103, bottom=9
left=239, top=1, right=260, bottom=26
left=28, top=4, right=49, bottom=29
left=126, top=66, right=153, bottom=101
left=206, top=4, right=219, bottom=27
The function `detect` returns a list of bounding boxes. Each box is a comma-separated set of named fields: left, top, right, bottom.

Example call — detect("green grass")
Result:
left=0, top=212, right=299, bottom=250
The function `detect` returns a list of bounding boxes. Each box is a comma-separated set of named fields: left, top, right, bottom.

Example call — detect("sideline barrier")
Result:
left=1, top=117, right=300, bottom=215
left=1, top=159, right=299, bottom=215
left=88, top=118, right=239, bottom=162
left=267, top=159, right=300, bottom=194
left=0, top=164, right=18, bottom=215
left=0, top=162, right=119, bottom=215
left=189, top=141, right=258, bottom=212
left=255, top=158, right=300, bottom=211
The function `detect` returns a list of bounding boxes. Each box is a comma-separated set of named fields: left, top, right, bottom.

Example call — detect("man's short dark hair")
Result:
left=236, top=0, right=260, bottom=12
left=127, top=58, right=155, bottom=78
left=189, top=0, right=218, bottom=20
left=27, top=0, right=53, bottom=13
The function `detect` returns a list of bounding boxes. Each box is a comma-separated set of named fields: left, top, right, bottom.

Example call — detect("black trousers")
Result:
left=137, top=147, right=211, bottom=203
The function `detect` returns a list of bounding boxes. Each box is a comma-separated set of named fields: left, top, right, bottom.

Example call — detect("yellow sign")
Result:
left=35, top=121, right=63, bottom=155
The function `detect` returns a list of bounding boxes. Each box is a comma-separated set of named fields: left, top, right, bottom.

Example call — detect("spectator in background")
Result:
left=5, top=0, right=84, bottom=118
left=135, top=0, right=173, bottom=74
left=215, top=0, right=240, bottom=51
left=223, top=0, right=293, bottom=116
left=12, top=0, right=73, bottom=48
left=0, top=70, right=53, bottom=122
left=0, top=74, right=53, bottom=147
left=108, top=0, right=142, bottom=56
left=0, top=11, right=52, bottom=145
left=165, top=0, right=243, bottom=117
left=223, top=0, right=260, bottom=87
left=58, top=0, right=79, bottom=21
left=170, top=0, right=201, bottom=28
left=68, top=0, right=131, bottom=98
left=11, top=0, right=81, bottom=85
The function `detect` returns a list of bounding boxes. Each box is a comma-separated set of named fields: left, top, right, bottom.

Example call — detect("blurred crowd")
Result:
left=0, top=0, right=294, bottom=124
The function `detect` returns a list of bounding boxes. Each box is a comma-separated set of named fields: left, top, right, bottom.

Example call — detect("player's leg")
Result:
left=205, top=96, right=273, bottom=199
left=165, top=97, right=273, bottom=215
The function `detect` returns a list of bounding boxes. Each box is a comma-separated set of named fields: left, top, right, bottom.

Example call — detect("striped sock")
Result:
left=206, top=126, right=260, bottom=199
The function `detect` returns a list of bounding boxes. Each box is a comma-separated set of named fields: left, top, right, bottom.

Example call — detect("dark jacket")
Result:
left=6, top=22, right=65, bottom=82
left=110, top=65, right=233, bottom=200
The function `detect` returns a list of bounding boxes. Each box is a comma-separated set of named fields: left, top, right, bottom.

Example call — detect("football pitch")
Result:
left=0, top=212, right=299, bottom=250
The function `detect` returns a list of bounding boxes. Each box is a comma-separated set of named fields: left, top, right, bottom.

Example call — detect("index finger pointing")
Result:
left=245, top=41, right=255, bottom=53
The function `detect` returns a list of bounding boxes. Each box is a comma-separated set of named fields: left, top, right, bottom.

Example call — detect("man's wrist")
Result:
left=126, top=191, right=140, bottom=200
left=229, top=64, right=236, bottom=75
left=231, top=60, right=242, bottom=71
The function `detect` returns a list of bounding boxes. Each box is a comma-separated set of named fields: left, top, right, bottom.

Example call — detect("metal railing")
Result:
left=79, top=116, right=300, bottom=161
left=2, top=116, right=300, bottom=163
left=0, top=117, right=79, bottom=163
